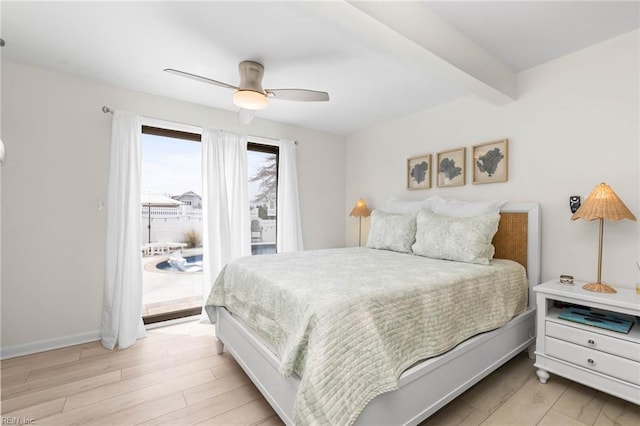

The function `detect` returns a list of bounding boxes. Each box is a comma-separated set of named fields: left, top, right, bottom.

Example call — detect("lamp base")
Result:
left=582, top=282, right=617, bottom=294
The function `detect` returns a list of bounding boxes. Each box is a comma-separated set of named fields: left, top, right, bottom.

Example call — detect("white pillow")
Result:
left=385, top=196, right=443, bottom=214
left=366, top=210, right=417, bottom=253
left=431, top=197, right=507, bottom=217
left=412, top=210, right=500, bottom=265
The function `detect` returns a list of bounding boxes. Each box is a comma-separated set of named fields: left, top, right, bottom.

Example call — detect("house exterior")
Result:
left=172, top=191, right=202, bottom=209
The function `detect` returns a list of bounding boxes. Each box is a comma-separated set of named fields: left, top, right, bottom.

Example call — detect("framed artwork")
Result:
left=407, top=154, right=431, bottom=190
left=473, top=139, right=508, bottom=184
left=437, top=147, right=465, bottom=187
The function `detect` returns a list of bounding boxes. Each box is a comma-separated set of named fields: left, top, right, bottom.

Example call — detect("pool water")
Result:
left=252, top=244, right=277, bottom=255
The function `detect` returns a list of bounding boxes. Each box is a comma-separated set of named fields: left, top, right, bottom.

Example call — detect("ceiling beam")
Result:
left=303, top=1, right=516, bottom=105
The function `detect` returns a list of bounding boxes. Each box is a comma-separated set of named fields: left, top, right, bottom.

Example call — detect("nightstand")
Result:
left=533, top=280, right=640, bottom=405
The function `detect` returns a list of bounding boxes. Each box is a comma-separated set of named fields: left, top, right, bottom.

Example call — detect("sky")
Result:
left=141, top=133, right=267, bottom=198
left=141, top=134, right=201, bottom=197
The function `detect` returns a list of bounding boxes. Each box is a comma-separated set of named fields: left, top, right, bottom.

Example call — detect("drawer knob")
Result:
left=587, top=358, right=595, bottom=365
left=587, top=339, right=596, bottom=346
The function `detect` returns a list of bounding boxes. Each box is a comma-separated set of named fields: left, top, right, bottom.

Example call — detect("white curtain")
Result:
left=276, top=139, right=304, bottom=252
left=101, top=111, right=146, bottom=350
left=201, top=129, right=251, bottom=307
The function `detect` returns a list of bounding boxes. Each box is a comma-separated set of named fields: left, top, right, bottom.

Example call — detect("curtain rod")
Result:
left=101, top=106, right=298, bottom=145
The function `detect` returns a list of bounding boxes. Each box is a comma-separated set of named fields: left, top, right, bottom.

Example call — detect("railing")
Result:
left=141, top=207, right=202, bottom=217
left=140, top=213, right=274, bottom=251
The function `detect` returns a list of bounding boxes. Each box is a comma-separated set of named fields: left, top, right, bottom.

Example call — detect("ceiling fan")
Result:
left=165, top=61, right=330, bottom=124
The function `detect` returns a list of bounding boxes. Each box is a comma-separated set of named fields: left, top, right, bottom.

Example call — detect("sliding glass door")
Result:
left=140, top=126, right=203, bottom=324
left=140, top=130, right=280, bottom=324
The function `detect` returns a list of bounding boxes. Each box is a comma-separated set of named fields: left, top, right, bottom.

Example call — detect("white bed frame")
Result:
left=214, top=203, right=541, bottom=425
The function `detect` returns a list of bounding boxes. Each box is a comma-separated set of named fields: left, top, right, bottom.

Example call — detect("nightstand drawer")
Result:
left=546, top=321, right=639, bottom=361
left=545, top=337, right=640, bottom=386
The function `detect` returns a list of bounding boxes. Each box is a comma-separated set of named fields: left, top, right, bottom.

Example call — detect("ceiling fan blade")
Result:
left=164, top=68, right=238, bottom=90
left=266, top=89, right=329, bottom=102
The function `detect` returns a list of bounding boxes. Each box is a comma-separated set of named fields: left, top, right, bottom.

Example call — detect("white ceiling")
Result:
left=426, top=1, right=640, bottom=72
left=1, top=1, right=638, bottom=135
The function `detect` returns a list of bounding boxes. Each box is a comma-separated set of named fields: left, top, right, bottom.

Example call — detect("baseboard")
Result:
left=1, top=315, right=206, bottom=359
left=0, top=330, right=101, bottom=360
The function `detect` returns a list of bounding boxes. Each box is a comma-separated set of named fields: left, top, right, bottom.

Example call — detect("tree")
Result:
left=249, top=155, right=277, bottom=205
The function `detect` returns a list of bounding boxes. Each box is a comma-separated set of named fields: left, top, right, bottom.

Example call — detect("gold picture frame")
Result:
left=472, top=139, right=508, bottom=184
left=407, top=154, right=432, bottom=190
left=437, top=147, right=465, bottom=187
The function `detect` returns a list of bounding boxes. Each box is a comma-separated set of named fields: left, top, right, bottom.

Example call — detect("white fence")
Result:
left=252, top=220, right=276, bottom=243
left=140, top=208, right=274, bottom=247
left=141, top=206, right=203, bottom=218
left=141, top=215, right=204, bottom=246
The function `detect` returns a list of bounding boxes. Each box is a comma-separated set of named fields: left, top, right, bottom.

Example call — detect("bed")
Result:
left=206, top=203, right=541, bottom=425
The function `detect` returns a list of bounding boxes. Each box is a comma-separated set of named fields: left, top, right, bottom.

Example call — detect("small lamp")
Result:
left=350, top=198, right=371, bottom=247
left=571, top=183, right=637, bottom=293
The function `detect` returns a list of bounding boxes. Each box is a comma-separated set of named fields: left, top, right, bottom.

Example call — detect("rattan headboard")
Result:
left=493, top=212, right=528, bottom=270
left=492, top=204, right=541, bottom=289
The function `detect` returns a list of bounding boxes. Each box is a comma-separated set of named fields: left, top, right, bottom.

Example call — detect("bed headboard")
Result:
left=493, top=213, right=528, bottom=269
left=493, top=203, right=541, bottom=295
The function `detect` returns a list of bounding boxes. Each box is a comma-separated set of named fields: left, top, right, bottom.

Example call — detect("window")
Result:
left=248, top=142, right=278, bottom=255
left=140, top=126, right=203, bottom=324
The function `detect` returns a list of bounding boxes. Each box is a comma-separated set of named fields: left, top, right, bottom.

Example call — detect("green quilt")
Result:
left=206, top=248, right=527, bottom=425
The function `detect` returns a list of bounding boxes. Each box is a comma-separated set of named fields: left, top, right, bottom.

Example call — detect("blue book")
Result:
left=558, top=306, right=633, bottom=334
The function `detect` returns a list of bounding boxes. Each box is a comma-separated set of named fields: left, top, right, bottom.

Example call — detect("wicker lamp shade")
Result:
left=350, top=198, right=371, bottom=217
left=571, top=183, right=637, bottom=222
left=350, top=198, right=371, bottom=247
left=571, top=183, right=637, bottom=293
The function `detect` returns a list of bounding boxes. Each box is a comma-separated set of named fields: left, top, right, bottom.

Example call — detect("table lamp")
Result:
left=350, top=198, right=371, bottom=247
left=571, top=183, right=637, bottom=293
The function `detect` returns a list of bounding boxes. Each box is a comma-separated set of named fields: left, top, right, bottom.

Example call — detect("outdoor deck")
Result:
left=142, top=249, right=203, bottom=318
left=142, top=244, right=276, bottom=318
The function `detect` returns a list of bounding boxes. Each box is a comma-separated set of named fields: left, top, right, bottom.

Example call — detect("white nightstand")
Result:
left=533, top=280, right=640, bottom=405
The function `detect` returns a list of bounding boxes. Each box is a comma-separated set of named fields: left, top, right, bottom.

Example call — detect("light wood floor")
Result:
left=1, top=321, right=638, bottom=425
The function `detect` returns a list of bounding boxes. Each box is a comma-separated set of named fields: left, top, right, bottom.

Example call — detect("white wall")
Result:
left=1, top=62, right=345, bottom=351
left=345, top=31, right=639, bottom=289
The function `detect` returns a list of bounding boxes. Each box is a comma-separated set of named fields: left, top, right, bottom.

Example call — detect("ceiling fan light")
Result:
left=233, top=90, right=268, bottom=110
left=238, top=108, right=255, bottom=125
